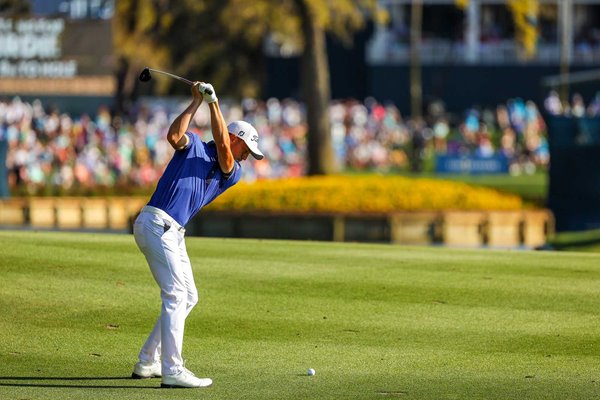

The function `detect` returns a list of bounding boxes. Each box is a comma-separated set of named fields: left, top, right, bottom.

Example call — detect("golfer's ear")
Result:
left=228, top=134, right=241, bottom=147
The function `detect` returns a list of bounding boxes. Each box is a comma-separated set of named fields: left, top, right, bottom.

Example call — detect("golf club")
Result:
left=139, top=67, right=212, bottom=95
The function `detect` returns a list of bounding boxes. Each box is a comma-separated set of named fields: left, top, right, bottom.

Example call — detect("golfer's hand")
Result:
left=199, top=82, right=218, bottom=104
left=192, top=82, right=203, bottom=103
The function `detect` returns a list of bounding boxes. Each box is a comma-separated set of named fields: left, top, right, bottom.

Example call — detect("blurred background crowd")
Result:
left=0, top=0, right=599, bottom=234
left=3, top=91, right=598, bottom=195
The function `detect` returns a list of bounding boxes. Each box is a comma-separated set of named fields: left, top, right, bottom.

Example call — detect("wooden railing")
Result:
left=0, top=197, right=553, bottom=248
left=0, top=197, right=147, bottom=231
left=192, top=210, right=554, bottom=249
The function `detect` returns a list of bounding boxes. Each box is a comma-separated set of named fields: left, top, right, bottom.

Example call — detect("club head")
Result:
left=139, top=68, right=152, bottom=82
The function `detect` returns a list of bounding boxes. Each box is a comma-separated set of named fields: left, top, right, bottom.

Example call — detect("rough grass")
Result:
left=401, top=171, right=548, bottom=206
left=548, top=229, right=600, bottom=253
left=0, top=230, right=599, bottom=400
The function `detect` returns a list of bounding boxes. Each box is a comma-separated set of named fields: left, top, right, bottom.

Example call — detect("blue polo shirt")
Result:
left=148, top=132, right=241, bottom=226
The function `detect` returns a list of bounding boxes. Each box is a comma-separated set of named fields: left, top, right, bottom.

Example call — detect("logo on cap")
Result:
left=238, top=130, right=245, bottom=137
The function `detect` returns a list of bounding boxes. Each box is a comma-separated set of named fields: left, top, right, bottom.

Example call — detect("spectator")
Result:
left=475, top=123, right=495, bottom=158
left=571, top=93, right=586, bottom=117
left=544, top=90, right=563, bottom=116
left=588, top=92, right=600, bottom=116
left=1, top=94, right=556, bottom=195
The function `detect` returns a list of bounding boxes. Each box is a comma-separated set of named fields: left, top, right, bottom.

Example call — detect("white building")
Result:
left=369, top=0, right=600, bottom=65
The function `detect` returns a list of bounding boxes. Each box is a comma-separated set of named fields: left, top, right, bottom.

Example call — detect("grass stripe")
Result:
left=0, top=230, right=599, bottom=399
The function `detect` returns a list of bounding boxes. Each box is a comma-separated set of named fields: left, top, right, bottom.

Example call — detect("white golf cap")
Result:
left=227, top=120, right=264, bottom=160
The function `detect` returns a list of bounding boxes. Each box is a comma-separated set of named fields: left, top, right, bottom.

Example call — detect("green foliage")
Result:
left=1, top=231, right=600, bottom=399
left=412, top=172, right=548, bottom=207
left=10, top=173, right=545, bottom=208
left=507, top=0, right=540, bottom=59
left=0, top=0, right=29, bottom=14
left=114, top=0, right=387, bottom=173
left=114, top=0, right=385, bottom=99
left=456, top=0, right=540, bottom=58
left=114, top=0, right=259, bottom=97
left=548, top=229, right=600, bottom=252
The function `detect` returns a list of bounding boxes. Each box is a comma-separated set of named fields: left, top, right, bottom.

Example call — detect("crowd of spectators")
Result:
left=2, top=90, right=595, bottom=195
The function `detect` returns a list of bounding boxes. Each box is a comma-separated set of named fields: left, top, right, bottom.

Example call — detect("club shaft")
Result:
left=149, top=68, right=193, bottom=86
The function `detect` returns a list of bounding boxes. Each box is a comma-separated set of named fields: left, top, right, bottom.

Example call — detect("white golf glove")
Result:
left=199, top=82, right=218, bottom=103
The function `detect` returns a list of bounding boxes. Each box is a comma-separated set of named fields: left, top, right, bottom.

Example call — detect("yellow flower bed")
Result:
left=206, top=175, right=523, bottom=213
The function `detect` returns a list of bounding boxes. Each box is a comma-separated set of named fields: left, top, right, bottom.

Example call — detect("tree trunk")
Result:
left=114, top=56, right=130, bottom=117
left=410, top=0, right=423, bottom=120
left=113, top=56, right=140, bottom=117
left=296, top=0, right=335, bottom=175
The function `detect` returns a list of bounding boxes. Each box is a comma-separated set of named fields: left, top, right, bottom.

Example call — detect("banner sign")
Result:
left=0, top=18, right=77, bottom=78
left=435, top=154, right=509, bottom=174
left=0, top=17, right=112, bottom=80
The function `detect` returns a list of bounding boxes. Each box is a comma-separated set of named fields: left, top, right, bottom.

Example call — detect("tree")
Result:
left=506, top=0, right=539, bottom=59
left=113, top=0, right=173, bottom=114
left=0, top=0, right=29, bottom=15
left=455, top=0, right=540, bottom=59
left=293, top=0, right=386, bottom=174
left=113, top=1, right=265, bottom=114
left=219, top=0, right=386, bottom=174
left=294, top=0, right=334, bottom=175
left=114, top=0, right=385, bottom=175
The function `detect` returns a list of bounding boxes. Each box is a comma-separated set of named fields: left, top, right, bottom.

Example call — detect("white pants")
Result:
left=133, top=206, right=198, bottom=376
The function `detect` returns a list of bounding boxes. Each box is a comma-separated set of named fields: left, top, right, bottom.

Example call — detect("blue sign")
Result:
left=435, top=154, right=509, bottom=175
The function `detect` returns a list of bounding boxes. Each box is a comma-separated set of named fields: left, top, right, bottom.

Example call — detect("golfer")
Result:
left=131, top=81, right=263, bottom=388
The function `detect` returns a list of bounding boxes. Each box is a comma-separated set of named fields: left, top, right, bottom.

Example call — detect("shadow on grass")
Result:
left=0, top=376, right=160, bottom=389
left=547, top=229, right=600, bottom=252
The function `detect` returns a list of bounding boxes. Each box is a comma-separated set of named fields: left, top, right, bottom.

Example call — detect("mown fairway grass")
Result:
left=404, top=171, right=548, bottom=206
left=0, top=230, right=599, bottom=400
left=549, top=229, right=600, bottom=253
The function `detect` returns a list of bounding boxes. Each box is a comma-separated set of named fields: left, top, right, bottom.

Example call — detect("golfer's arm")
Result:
left=208, top=101, right=235, bottom=173
left=167, top=99, right=201, bottom=150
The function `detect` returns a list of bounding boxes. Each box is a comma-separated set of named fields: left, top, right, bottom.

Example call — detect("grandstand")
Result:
left=1, top=0, right=599, bottom=232
left=2, top=1, right=600, bottom=114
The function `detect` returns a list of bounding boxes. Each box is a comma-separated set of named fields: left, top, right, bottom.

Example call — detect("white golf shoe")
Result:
left=161, top=368, right=213, bottom=388
left=131, top=361, right=162, bottom=379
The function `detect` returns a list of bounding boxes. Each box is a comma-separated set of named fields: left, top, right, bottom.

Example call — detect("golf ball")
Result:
left=307, top=368, right=316, bottom=376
